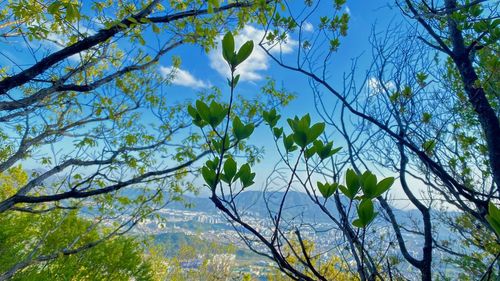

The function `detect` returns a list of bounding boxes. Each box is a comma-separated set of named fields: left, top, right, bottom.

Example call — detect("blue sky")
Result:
left=159, top=0, right=402, bottom=131
left=160, top=1, right=401, bottom=94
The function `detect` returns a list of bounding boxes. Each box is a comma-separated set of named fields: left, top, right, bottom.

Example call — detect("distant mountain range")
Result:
left=167, top=190, right=427, bottom=225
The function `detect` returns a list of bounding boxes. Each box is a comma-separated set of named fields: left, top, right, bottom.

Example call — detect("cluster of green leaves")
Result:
left=261, top=96, right=394, bottom=229
left=433, top=1, right=500, bottom=192
left=345, top=170, right=394, bottom=228
left=188, top=100, right=227, bottom=129
left=0, top=210, right=161, bottom=281
left=200, top=156, right=255, bottom=191
left=221, top=31, right=254, bottom=73
left=0, top=167, right=170, bottom=280
left=445, top=211, right=500, bottom=280
left=267, top=0, right=349, bottom=52
left=264, top=110, right=341, bottom=162
left=447, top=2, right=500, bottom=46
left=317, top=169, right=394, bottom=228
left=188, top=32, right=257, bottom=193
left=191, top=28, right=395, bottom=236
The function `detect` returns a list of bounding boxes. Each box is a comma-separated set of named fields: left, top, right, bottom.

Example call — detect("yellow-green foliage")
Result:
left=0, top=168, right=166, bottom=281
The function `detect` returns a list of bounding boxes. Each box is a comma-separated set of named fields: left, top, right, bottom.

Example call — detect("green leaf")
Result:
left=48, top=1, right=61, bottom=14
left=65, top=3, right=80, bottom=22
left=235, top=40, right=254, bottom=66
left=188, top=105, right=206, bottom=127
left=236, top=163, right=255, bottom=188
left=361, top=172, right=377, bottom=198
left=233, top=116, right=254, bottom=140
left=152, top=24, right=160, bottom=34
left=273, top=127, right=283, bottom=139
left=486, top=202, right=500, bottom=236
left=222, top=158, right=237, bottom=184
left=354, top=199, right=377, bottom=228
left=343, top=169, right=360, bottom=199
left=222, top=32, right=235, bottom=65
left=317, top=182, right=338, bottom=198
left=300, top=114, right=311, bottom=129
left=307, top=123, right=325, bottom=143
left=373, top=177, right=395, bottom=198
left=329, top=147, right=342, bottom=157
left=352, top=219, right=365, bottom=228
left=287, top=117, right=298, bottom=132
left=314, top=140, right=327, bottom=159
left=233, top=74, right=240, bottom=87
left=416, top=72, right=428, bottom=85
left=213, top=135, right=230, bottom=153
left=283, top=134, right=294, bottom=152
left=208, top=101, right=226, bottom=128
left=304, top=146, right=316, bottom=159
left=187, top=105, right=198, bottom=119
left=232, top=116, right=244, bottom=138
left=473, top=21, right=489, bottom=33
left=293, top=131, right=308, bottom=148
left=422, top=139, right=436, bottom=156
left=194, top=100, right=227, bottom=129
left=206, top=158, right=219, bottom=171
left=422, top=112, right=432, bottom=124
left=263, top=109, right=280, bottom=127
left=195, top=100, right=211, bottom=123
left=201, top=166, right=217, bottom=190
left=288, top=115, right=323, bottom=148
left=242, top=124, right=255, bottom=139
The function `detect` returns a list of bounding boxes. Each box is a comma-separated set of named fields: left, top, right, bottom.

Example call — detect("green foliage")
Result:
left=222, top=31, right=236, bottom=65
left=0, top=3, right=282, bottom=278
left=283, top=134, right=297, bottom=153
left=235, top=163, right=256, bottom=188
left=222, top=31, right=254, bottom=69
left=317, top=182, right=338, bottom=199
left=233, top=116, right=255, bottom=141
left=194, top=100, right=227, bottom=129
left=163, top=240, right=247, bottom=281
left=352, top=199, right=377, bottom=228
left=313, top=140, right=342, bottom=160
left=263, top=108, right=281, bottom=127
left=422, top=139, right=437, bottom=156
left=337, top=169, right=394, bottom=228
left=202, top=165, right=218, bottom=190
left=273, top=127, right=283, bottom=139
left=196, top=31, right=394, bottom=236
left=236, top=41, right=254, bottom=66
left=187, top=105, right=207, bottom=128
left=486, top=202, right=500, bottom=237
left=0, top=210, right=161, bottom=281
left=445, top=213, right=500, bottom=280
left=286, top=114, right=325, bottom=148
left=191, top=31, right=259, bottom=192
left=264, top=108, right=341, bottom=159
left=421, top=112, right=432, bottom=124
left=266, top=238, right=355, bottom=281
left=221, top=157, right=238, bottom=184
left=340, top=169, right=361, bottom=199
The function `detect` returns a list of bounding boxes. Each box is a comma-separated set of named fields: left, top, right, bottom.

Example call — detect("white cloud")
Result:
left=42, top=26, right=96, bottom=62
left=159, top=66, right=211, bottom=89
left=367, top=77, right=395, bottom=95
left=302, top=22, right=314, bottom=33
left=344, top=6, right=351, bottom=15
left=208, top=25, right=297, bottom=82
